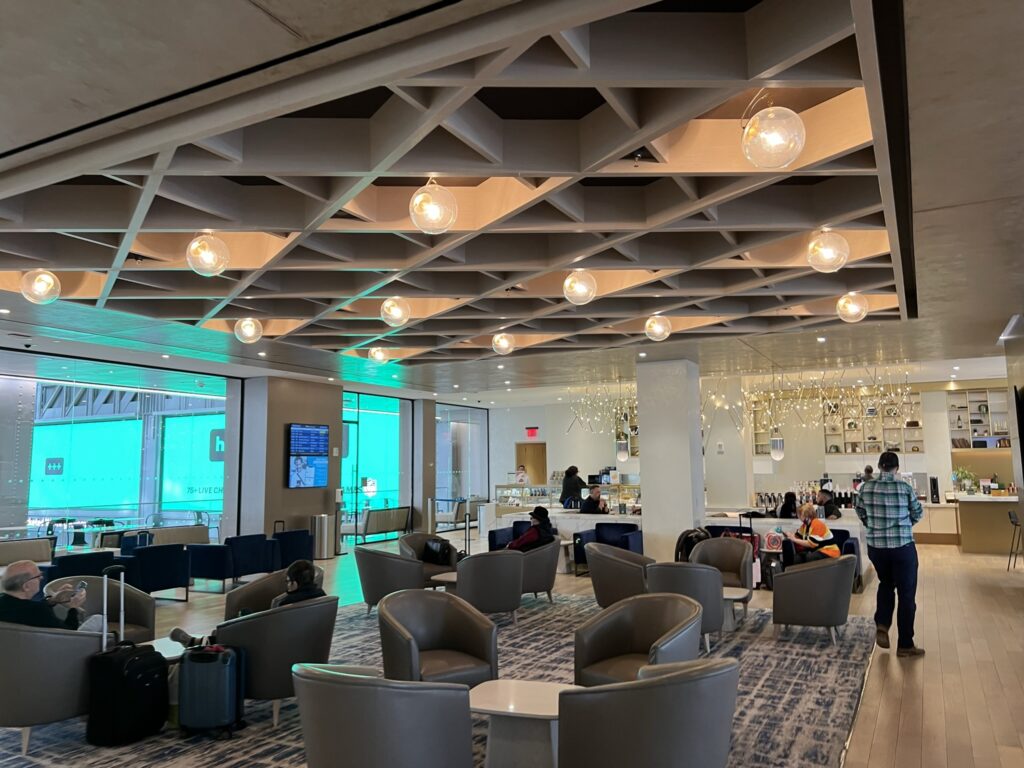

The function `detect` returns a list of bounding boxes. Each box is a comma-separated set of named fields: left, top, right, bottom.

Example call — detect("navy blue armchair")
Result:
left=187, top=543, right=234, bottom=592
left=128, top=543, right=191, bottom=601
left=225, top=534, right=281, bottom=580
left=119, top=531, right=153, bottom=556
left=488, top=521, right=532, bottom=551
left=573, top=522, right=642, bottom=575
left=40, top=551, right=126, bottom=585
left=273, top=529, right=315, bottom=567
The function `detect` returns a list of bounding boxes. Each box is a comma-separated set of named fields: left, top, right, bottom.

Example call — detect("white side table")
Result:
left=721, top=586, right=752, bottom=631
left=430, top=571, right=458, bottom=589
left=470, top=679, right=578, bottom=768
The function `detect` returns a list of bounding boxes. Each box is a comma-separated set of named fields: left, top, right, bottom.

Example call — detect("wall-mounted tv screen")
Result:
left=287, top=423, right=329, bottom=488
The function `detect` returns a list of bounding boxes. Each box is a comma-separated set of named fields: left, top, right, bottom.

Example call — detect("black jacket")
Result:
left=276, top=585, right=326, bottom=608
left=0, top=593, right=80, bottom=630
left=560, top=474, right=588, bottom=505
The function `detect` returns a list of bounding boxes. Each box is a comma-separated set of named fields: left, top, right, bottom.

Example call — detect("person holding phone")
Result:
left=0, top=560, right=87, bottom=630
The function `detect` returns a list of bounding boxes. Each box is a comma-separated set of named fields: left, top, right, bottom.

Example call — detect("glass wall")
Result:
left=436, top=404, right=489, bottom=501
left=340, top=392, right=412, bottom=513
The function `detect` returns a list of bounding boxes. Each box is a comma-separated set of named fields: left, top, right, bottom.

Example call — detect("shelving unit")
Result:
left=947, top=388, right=1010, bottom=449
left=752, top=401, right=770, bottom=456
left=823, top=392, right=923, bottom=456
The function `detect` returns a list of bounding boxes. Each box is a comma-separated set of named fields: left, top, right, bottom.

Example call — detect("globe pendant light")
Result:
left=186, top=232, right=230, bottom=277
left=836, top=292, right=870, bottom=323
left=20, top=269, right=61, bottom=305
left=380, top=296, right=411, bottom=327
left=368, top=347, right=389, bottom=363
left=644, top=315, right=671, bottom=342
left=492, top=333, right=516, bottom=356
left=807, top=230, right=850, bottom=273
left=769, top=429, right=785, bottom=461
left=741, top=106, right=806, bottom=169
left=409, top=179, right=457, bottom=235
left=616, top=440, right=629, bottom=463
left=563, top=269, right=597, bottom=306
left=234, top=317, right=263, bottom=344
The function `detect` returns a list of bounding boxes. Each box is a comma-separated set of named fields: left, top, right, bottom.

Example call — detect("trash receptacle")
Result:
left=310, top=514, right=332, bottom=560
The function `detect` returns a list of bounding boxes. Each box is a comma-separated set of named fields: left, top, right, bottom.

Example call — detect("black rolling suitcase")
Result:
left=86, top=564, right=169, bottom=746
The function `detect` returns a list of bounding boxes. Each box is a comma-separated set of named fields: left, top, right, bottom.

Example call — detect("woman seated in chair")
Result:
left=507, top=507, right=555, bottom=552
left=782, top=503, right=840, bottom=568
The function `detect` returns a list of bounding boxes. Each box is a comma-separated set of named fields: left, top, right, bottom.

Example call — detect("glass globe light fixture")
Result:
left=186, top=232, right=230, bottom=277
left=492, top=333, right=516, bottom=356
left=769, top=429, right=785, bottom=461
left=836, top=291, right=870, bottom=323
left=368, top=347, right=389, bottom=363
left=807, top=230, right=850, bottom=273
left=233, top=317, right=263, bottom=344
left=409, top=179, right=457, bottom=235
left=741, top=106, right=806, bottom=169
left=20, top=269, right=61, bottom=305
left=380, top=296, right=411, bottom=327
left=615, top=440, right=629, bottom=463
left=644, top=315, right=672, bottom=342
left=562, top=269, right=597, bottom=306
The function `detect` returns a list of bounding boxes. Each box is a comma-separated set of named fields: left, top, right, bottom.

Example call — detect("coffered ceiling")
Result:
left=0, top=0, right=909, bottom=378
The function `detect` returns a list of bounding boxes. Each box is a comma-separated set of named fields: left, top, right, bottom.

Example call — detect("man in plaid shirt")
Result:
left=855, top=451, right=925, bottom=657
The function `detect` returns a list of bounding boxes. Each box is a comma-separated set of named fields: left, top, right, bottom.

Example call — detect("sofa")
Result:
left=0, top=537, right=56, bottom=566
left=573, top=522, right=643, bottom=574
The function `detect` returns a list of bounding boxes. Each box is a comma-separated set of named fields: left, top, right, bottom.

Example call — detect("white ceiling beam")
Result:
left=441, top=97, right=504, bottom=164
left=550, top=26, right=590, bottom=69
left=192, top=129, right=244, bottom=162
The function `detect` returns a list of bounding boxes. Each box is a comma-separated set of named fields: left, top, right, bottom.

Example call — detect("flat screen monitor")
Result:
left=288, top=423, right=329, bottom=456
left=287, top=424, right=330, bottom=488
left=287, top=455, right=329, bottom=488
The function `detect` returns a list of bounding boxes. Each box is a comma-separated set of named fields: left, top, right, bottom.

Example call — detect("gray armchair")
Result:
left=223, top=565, right=325, bottom=620
left=773, top=554, right=857, bottom=644
left=521, top=539, right=560, bottom=603
left=451, top=550, right=524, bottom=624
left=690, top=537, right=753, bottom=618
left=645, top=562, right=725, bottom=654
left=214, top=595, right=339, bottom=726
left=0, top=622, right=104, bottom=754
left=399, top=533, right=459, bottom=586
left=378, top=589, right=497, bottom=687
left=355, top=546, right=426, bottom=614
left=574, top=593, right=703, bottom=686
left=45, top=575, right=156, bottom=643
left=585, top=542, right=653, bottom=608
left=293, top=664, right=473, bottom=768
left=559, top=659, right=739, bottom=768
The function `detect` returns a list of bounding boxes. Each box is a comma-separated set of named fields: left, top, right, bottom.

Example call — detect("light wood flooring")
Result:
left=153, top=537, right=1024, bottom=767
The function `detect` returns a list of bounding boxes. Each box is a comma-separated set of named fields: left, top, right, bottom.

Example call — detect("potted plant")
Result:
left=953, top=466, right=978, bottom=493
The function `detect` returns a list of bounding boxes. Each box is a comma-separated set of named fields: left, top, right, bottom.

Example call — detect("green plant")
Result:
left=953, top=466, right=977, bottom=486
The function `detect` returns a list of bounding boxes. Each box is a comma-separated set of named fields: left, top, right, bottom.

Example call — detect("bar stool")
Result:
left=1008, top=511, right=1023, bottom=571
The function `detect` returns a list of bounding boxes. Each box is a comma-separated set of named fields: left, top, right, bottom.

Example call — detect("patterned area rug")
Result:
left=0, top=595, right=873, bottom=767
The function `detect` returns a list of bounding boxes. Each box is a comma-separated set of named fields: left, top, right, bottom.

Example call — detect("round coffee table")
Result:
left=722, top=586, right=752, bottom=631
left=430, top=571, right=458, bottom=589
left=470, top=679, right=578, bottom=768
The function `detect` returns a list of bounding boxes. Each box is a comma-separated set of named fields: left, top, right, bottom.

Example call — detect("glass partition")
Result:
left=340, top=391, right=412, bottom=514
left=436, top=404, right=489, bottom=501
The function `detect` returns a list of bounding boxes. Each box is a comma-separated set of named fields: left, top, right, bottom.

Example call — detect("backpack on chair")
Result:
left=674, top=528, right=711, bottom=562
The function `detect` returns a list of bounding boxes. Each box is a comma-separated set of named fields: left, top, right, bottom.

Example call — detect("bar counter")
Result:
left=956, top=495, right=1019, bottom=554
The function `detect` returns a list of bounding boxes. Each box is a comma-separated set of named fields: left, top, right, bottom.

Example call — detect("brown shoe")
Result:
left=875, top=626, right=890, bottom=649
left=896, top=646, right=925, bottom=658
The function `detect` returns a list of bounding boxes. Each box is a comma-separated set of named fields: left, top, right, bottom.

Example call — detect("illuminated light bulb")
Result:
left=770, top=430, right=785, bottom=461
left=409, top=180, right=457, bottom=235
left=562, top=269, right=597, bottom=306
left=380, top=296, right=411, bottom=327
left=186, top=232, right=230, bottom=277
left=492, top=333, right=516, bottom=356
left=807, top=230, right=850, bottom=273
left=741, top=107, right=806, bottom=169
left=20, top=269, right=61, bottom=305
left=836, top=292, right=870, bottom=323
left=233, top=317, right=263, bottom=344
left=644, top=315, right=672, bottom=342
left=368, top=347, right=389, bottom=363
left=616, top=440, right=629, bottom=463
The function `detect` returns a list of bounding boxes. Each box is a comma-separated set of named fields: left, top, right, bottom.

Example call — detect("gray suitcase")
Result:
left=178, top=646, right=244, bottom=735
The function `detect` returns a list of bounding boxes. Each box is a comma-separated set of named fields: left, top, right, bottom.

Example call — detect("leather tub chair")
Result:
left=354, top=546, right=426, bottom=615
left=450, top=550, right=524, bottom=624
left=773, top=554, right=857, bottom=644
left=574, top=593, right=702, bottom=686
left=223, top=565, right=325, bottom=620
left=0, top=622, right=104, bottom=755
left=45, top=575, right=156, bottom=643
left=585, top=542, right=653, bottom=608
left=399, top=533, right=459, bottom=586
left=214, top=595, right=339, bottom=726
left=559, top=659, right=739, bottom=768
left=645, top=562, right=725, bottom=654
left=690, top=537, right=753, bottom=620
left=378, top=589, right=498, bottom=687
left=293, top=664, right=473, bottom=768
left=521, top=539, right=560, bottom=603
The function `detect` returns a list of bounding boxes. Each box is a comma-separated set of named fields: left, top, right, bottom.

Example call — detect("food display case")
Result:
left=597, top=484, right=642, bottom=514
left=493, top=484, right=560, bottom=517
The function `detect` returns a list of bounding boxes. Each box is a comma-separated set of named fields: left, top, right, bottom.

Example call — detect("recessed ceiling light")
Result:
left=108, top=370, right=114, bottom=374
left=432, top=392, right=438, bottom=396
left=951, top=374, right=957, bottom=379
left=328, top=377, right=334, bottom=381
left=61, top=366, right=68, bottom=370
left=504, top=380, right=510, bottom=385
left=453, top=384, right=459, bottom=389
left=857, top=379, right=863, bottom=383
left=500, top=317, right=507, bottom=320
left=161, top=354, right=170, bottom=359
left=0, top=309, right=9, bottom=314
left=462, top=397, right=467, bottom=401
left=51, top=340, right=60, bottom=344
left=392, top=374, right=398, bottom=379
left=258, top=351, right=267, bottom=357
left=506, top=388, right=512, bottom=392
left=816, top=336, right=826, bottom=343
left=497, top=364, right=504, bottom=370
left=557, top=397, right=562, bottom=401
left=638, top=352, right=647, bottom=358
left=953, top=365, right=960, bottom=371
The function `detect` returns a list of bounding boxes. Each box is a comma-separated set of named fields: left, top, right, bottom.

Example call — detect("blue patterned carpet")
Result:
left=0, top=595, right=873, bottom=767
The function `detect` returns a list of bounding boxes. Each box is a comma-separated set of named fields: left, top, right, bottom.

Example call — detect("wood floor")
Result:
left=153, top=538, right=1024, bottom=767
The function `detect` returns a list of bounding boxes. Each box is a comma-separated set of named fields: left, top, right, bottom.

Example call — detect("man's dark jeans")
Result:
left=867, top=542, right=918, bottom=648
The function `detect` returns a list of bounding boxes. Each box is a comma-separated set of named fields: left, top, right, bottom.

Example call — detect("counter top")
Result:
left=956, top=495, right=1018, bottom=503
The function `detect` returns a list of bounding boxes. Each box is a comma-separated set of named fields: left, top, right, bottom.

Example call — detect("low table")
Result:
left=722, top=586, right=752, bottom=631
left=470, top=679, right=578, bottom=768
left=144, top=637, right=187, bottom=662
left=430, top=572, right=458, bottom=589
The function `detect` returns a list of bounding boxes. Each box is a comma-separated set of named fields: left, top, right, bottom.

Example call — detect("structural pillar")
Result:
left=636, top=359, right=704, bottom=561
left=702, top=377, right=754, bottom=509
left=412, top=399, right=436, bottom=533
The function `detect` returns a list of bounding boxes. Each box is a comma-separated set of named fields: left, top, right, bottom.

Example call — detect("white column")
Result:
left=703, top=377, right=754, bottom=509
left=412, top=399, right=437, bottom=532
left=636, top=359, right=704, bottom=561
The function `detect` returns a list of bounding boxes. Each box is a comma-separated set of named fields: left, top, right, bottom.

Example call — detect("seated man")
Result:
left=0, top=560, right=87, bottom=630
left=817, top=484, right=842, bottom=520
left=579, top=485, right=609, bottom=515
left=171, top=559, right=326, bottom=647
left=782, top=503, right=840, bottom=568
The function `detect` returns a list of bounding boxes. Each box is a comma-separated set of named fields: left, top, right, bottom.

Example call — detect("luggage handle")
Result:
left=101, top=564, right=126, bottom=651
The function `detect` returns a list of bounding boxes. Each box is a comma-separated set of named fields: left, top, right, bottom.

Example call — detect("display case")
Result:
left=598, top=484, right=642, bottom=514
left=493, top=484, right=560, bottom=517
left=947, top=388, right=1010, bottom=449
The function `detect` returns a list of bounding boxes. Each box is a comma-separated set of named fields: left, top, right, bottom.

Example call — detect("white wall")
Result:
left=921, top=390, right=955, bottom=497
left=488, top=403, right=637, bottom=493
left=703, top=378, right=753, bottom=508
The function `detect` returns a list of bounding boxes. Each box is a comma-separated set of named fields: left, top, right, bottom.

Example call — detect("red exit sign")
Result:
left=525, top=427, right=540, bottom=440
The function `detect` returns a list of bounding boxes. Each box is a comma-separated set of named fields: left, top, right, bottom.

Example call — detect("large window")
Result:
left=436, top=404, right=489, bottom=501
left=341, top=392, right=412, bottom=513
